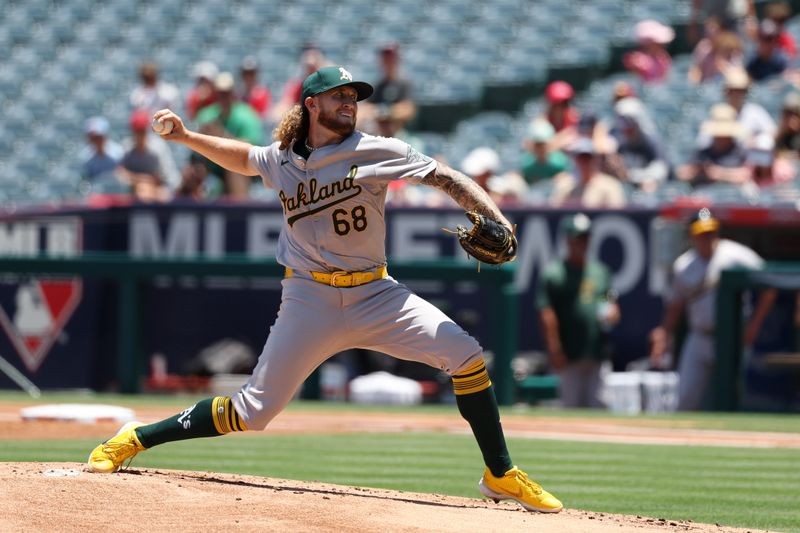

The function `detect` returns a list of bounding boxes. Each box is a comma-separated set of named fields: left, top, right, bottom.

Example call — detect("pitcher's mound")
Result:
left=0, top=463, right=756, bottom=533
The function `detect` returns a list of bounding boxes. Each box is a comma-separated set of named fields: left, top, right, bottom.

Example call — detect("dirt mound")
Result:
left=0, top=463, right=758, bottom=533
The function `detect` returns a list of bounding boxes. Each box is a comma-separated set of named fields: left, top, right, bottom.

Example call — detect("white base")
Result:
left=20, top=403, right=136, bottom=424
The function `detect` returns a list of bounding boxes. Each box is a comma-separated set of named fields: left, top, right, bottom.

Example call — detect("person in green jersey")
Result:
left=519, top=119, right=570, bottom=184
left=537, top=213, right=620, bottom=408
left=197, top=72, right=264, bottom=199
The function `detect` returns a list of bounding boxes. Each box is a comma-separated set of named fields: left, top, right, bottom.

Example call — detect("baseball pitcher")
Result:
left=88, top=66, right=562, bottom=513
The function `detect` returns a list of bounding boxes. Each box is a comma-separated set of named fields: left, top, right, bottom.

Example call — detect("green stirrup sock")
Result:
left=453, top=359, right=513, bottom=477
left=135, top=396, right=247, bottom=449
left=455, top=386, right=514, bottom=478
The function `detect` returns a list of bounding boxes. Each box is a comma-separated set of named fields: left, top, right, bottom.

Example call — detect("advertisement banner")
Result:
left=0, top=204, right=662, bottom=389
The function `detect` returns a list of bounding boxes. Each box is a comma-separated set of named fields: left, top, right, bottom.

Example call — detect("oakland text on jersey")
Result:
left=279, top=165, right=363, bottom=227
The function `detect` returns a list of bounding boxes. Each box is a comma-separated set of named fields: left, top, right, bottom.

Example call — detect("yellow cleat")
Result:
left=479, top=466, right=564, bottom=513
left=87, top=421, right=146, bottom=473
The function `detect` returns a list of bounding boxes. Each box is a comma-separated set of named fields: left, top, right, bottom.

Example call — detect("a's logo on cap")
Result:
left=338, top=67, right=353, bottom=81
left=698, top=207, right=712, bottom=221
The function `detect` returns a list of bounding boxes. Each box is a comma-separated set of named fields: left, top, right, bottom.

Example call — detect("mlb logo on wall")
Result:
left=0, top=218, right=83, bottom=373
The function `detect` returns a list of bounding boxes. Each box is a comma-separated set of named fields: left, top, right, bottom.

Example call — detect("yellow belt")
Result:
left=285, top=266, right=388, bottom=288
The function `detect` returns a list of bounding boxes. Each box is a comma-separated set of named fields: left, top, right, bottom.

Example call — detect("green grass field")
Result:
left=2, top=390, right=799, bottom=433
left=1, top=393, right=799, bottom=532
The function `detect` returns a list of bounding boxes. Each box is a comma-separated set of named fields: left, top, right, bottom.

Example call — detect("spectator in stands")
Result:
left=745, top=19, right=789, bottom=82
left=540, top=81, right=580, bottom=152
left=486, top=173, right=528, bottom=207
left=460, top=146, right=500, bottom=195
left=775, top=92, right=800, bottom=153
left=460, top=146, right=527, bottom=206
left=543, top=81, right=578, bottom=133
left=746, top=133, right=775, bottom=186
left=609, top=97, right=670, bottom=192
left=612, top=93, right=660, bottom=144
left=196, top=72, right=264, bottom=200
left=679, top=103, right=749, bottom=185
left=537, top=213, right=620, bottom=409
left=745, top=132, right=796, bottom=188
left=587, top=112, right=617, bottom=152
left=238, top=56, right=271, bottom=119
left=174, top=154, right=216, bottom=201
left=375, top=106, right=438, bottom=207
left=118, top=110, right=180, bottom=202
left=549, top=138, right=627, bottom=208
left=129, top=61, right=180, bottom=116
left=80, top=116, right=123, bottom=182
left=374, top=104, right=426, bottom=153
left=186, top=61, right=219, bottom=120
left=519, top=119, right=570, bottom=185
left=624, top=20, right=674, bottom=84
left=649, top=208, right=776, bottom=410
left=688, top=21, right=744, bottom=84
left=688, top=0, right=756, bottom=44
left=573, top=112, right=621, bottom=180
left=718, top=68, right=776, bottom=145
left=764, top=1, right=797, bottom=58
left=360, top=43, right=416, bottom=135
left=606, top=89, right=660, bottom=175
left=612, top=81, right=637, bottom=104
left=543, top=87, right=619, bottom=164
left=269, top=44, right=328, bottom=123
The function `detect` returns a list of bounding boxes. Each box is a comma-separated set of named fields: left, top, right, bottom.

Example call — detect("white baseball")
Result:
left=151, top=118, right=174, bottom=135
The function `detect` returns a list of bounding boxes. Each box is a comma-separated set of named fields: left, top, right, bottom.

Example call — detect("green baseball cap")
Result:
left=301, top=66, right=374, bottom=103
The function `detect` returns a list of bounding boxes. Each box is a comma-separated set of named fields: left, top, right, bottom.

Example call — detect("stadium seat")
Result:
left=1, top=183, right=37, bottom=205
left=692, top=182, right=754, bottom=204
left=90, top=177, right=132, bottom=195
left=413, top=132, right=447, bottom=158
left=22, top=0, right=50, bottom=23
left=6, top=19, right=32, bottom=47
left=759, top=180, right=800, bottom=205
left=457, top=112, right=517, bottom=141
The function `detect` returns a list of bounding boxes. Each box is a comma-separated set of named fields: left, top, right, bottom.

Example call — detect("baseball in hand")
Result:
left=151, top=118, right=174, bottom=135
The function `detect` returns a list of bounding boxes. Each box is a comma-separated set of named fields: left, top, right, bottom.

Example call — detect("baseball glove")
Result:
left=449, top=212, right=517, bottom=266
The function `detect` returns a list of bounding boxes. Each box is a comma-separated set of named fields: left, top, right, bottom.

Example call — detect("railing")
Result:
left=715, top=263, right=800, bottom=410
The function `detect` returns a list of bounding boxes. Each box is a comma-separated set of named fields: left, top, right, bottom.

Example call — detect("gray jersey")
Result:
left=236, top=132, right=480, bottom=432
left=249, top=132, right=436, bottom=272
left=669, top=239, right=763, bottom=332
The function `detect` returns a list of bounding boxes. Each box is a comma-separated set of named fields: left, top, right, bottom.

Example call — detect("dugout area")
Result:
left=657, top=205, right=800, bottom=412
left=715, top=264, right=800, bottom=411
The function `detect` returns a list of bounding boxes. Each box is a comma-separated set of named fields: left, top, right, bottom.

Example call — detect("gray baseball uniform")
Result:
left=88, top=68, right=564, bottom=512
left=669, top=238, right=763, bottom=410
left=232, top=132, right=482, bottom=429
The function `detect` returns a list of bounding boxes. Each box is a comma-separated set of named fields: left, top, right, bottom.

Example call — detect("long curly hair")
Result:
left=273, top=104, right=309, bottom=150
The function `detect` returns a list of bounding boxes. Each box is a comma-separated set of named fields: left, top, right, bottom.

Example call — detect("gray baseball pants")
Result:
left=232, top=275, right=482, bottom=429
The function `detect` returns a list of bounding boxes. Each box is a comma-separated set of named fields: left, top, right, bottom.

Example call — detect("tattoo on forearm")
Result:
left=421, top=164, right=504, bottom=221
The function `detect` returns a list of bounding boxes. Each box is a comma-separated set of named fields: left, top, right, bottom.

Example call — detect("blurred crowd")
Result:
left=80, top=42, right=422, bottom=203
left=79, top=1, right=800, bottom=207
